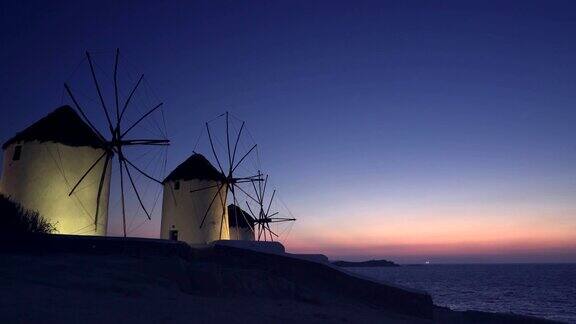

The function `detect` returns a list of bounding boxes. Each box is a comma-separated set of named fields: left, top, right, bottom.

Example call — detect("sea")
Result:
left=346, top=264, right=576, bottom=323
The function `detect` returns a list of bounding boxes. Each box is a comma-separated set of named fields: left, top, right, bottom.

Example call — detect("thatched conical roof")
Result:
left=163, top=153, right=225, bottom=183
left=227, top=204, right=255, bottom=228
left=2, top=105, right=105, bottom=150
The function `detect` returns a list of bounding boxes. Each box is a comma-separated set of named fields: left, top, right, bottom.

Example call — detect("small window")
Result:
left=174, top=181, right=180, bottom=190
left=12, top=145, right=22, bottom=161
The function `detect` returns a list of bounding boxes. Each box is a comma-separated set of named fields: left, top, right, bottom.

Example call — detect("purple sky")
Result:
left=1, top=1, right=575, bottom=263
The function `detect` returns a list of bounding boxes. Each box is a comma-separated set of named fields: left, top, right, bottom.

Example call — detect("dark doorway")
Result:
left=169, top=229, right=178, bottom=241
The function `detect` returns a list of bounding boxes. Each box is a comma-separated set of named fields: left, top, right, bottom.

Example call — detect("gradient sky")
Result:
left=1, top=1, right=575, bottom=263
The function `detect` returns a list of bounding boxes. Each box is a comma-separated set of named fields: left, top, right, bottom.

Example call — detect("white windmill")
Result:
left=1, top=49, right=169, bottom=236
left=161, top=112, right=262, bottom=244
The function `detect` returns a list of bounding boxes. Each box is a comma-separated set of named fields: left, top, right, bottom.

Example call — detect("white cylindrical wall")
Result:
left=0, top=141, right=111, bottom=236
left=161, top=179, right=229, bottom=244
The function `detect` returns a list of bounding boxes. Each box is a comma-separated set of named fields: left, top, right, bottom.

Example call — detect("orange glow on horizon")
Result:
left=281, top=208, right=576, bottom=261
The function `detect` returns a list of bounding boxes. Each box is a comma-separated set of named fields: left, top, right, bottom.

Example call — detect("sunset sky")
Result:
left=1, top=1, right=575, bottom=263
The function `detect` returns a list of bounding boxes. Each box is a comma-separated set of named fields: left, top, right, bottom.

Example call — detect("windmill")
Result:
left=193, top=112, right=263, bottom=240
left=64, top=49, right=169, bottom=237
left=160, top=112, right=262, bottom=244
left=245, top=171, right=296, bottom=242
left=227, top=203, right=256, bottom=241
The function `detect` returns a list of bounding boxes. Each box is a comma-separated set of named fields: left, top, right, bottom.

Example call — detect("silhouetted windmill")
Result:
left=245, top=171, right=296, bottom=241
left=192, top=112, right=262, bottom=239
left=64, top=49, right=169, bottom=237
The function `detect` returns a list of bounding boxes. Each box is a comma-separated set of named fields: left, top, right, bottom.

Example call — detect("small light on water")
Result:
left=425, top=261, right=430, bottom=265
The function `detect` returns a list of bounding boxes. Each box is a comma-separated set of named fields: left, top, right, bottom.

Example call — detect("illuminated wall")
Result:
left=0, top=141, right=111, bottom=235
left=161, top=179, right=230, bottom=244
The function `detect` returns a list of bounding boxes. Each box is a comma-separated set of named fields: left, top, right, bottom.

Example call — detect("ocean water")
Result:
left=346, top=264, right=576, bottom=323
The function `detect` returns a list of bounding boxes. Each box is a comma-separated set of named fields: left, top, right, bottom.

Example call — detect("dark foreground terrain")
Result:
left=0, top=235, right=558, bottom=323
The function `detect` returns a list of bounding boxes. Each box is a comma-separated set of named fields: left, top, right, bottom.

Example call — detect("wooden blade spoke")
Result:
left=94, top=154, right=110, bottom=230
left=266, top=189, right=276, bottom=216
left=267, top=211, right=279, bottom=218
left=113, top=48, right=120, bottom=126
left=123, top=143, right=169, bottom=146
left=121, top=139, right=170, bottom=146
left=123, top=159, right=151, bottom=220
left=121, top=102, right=163, bottom=138
left=64, top=83, right=106, bottom=142
left=230, top=189, right=239, bottom=239
left=123, top=158, right=163, bottom=185
left=234, top=174, right=264, bottom=182
left=235, top=179, right=264, bottom=184
left=218, top=186, right=227, bottom=240
left=269, top=218, right=296, bottom=223
left=231, top=144, right=257, bottom=173
left=240, top=174, right=264, bottom=179
left=119, top=74, right=144, bottom=123
left=205, top=122, right=225, bottom=174
left=258, top=224, right=264, bottom=241
left=190, top=184, right=220, bottom=193
left=86, top=51, right=114, bottom=134
left=245, top=202, right=258, bottom=219
left=233, top=184, right=259, bottom=204
left=226, top=112, right=232, bottom=173
left=199, top=183, right=224, bottom=228
left=261, top=174, right=269, bottom=205
left=251, top=179, right=260, bottom=203
left=68, top=152, right=107, bottom=196
left=231, top=121, right=244, bottom=168
left=231, top=189, right=254, bottom=233
left=257, top=170, right=263, bottom=199
left=266, top=222, right=278, bottom=238
left=119, top=157, right=127, bottom=237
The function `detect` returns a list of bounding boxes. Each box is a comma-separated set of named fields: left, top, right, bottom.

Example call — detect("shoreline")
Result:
left=0, top=234, right=560, bottom=323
